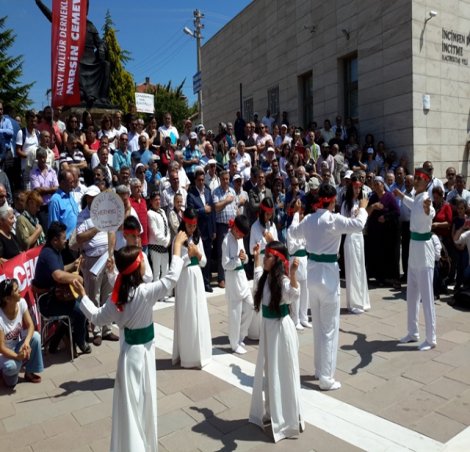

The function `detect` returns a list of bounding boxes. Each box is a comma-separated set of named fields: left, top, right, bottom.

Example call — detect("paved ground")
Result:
left=1, top=282, right=470, bottom=451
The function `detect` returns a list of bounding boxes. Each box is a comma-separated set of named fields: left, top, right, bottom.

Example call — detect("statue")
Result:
left=35, top=0, right=111, bottom=107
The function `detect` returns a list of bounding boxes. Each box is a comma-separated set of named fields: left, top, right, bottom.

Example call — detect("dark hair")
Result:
left=123, top=215, right=140, bottom=231
left=233, top=215, right=250, bottom=236
left=253, top=241, right=289, bottom=316
left=318, top=183, right=337, bottom=208
left=113, top=246, right=144, bottom=309
left=58, top=170, right=71, bottom=184
left=0, top=278, right=18, bottom=309
left=178, top=207, right=200, bottom=245
left=343, top=174, right=363, bottom=215
left=259, top=197, right=274, bottom=228
left=46, top=221, right=66, bottom=244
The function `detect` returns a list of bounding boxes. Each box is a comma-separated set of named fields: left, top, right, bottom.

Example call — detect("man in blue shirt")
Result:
left=131, top=135, right=153, bottom=168
left=182, top=132, right=202, bottom=185
left=0, top=101, right=14, bottom=165
left=48, top=170, right=79, bottom=239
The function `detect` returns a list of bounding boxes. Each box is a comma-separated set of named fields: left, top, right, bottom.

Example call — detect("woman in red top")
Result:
left=159, top=136, right=174, bottom=176
left=432, top=186, right=453, bottom=295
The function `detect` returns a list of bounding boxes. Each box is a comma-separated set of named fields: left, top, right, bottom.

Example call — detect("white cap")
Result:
left=189, top=131, right=198, bottom=140
left=344, top=170, right=353, bottom=179
left=207, top=159, right=217, bottom=165
left=233, top=174, right=242, bottom=181
left=266, top=146, right=275, bottom=153
left=84, top=185, right=100, bottom=197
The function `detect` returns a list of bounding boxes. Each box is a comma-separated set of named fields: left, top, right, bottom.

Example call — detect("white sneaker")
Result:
left=296, top=323, right=304, bottom=331
left=300, top=321, right=312, bottom=328
left=234, top=345, right=247, bottom=354
left=399, top=334, right=419, bottom=343
left=319, top=380, right=341, bottom=391
left=239, top=341, right=245, bottom=347
left=349, top=307, right=364, bottom=315
left=418, top=341, right=436, bottom=351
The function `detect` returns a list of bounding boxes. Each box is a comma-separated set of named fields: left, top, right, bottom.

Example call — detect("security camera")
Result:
left=429, top=11, right=437, bottom=18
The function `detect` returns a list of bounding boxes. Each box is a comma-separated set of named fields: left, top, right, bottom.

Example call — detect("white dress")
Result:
left=249, top=266, right=304, bottom=442
left=341, top=201, right=370, bottom=311
left=79, top=256, right=184, bottom=452
left=172, top=238, right=212, bottom=368
left=248, top=220, right=278, bottom=340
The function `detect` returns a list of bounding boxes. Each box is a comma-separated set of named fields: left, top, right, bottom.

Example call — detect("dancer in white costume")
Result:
left=249, top=198, right=278, bottom=340
left=340, top=174, right=371, bottom=314
left=172, top=207, right=212, bottom=368
left=74, top=232, right=187, bottom=452
left=286, top=222, right=311, bottom=329
left=289, top=183, right=368, bottom=390
left=222, top=215, right=254, bottom=354
left=249, top=241, right=305, bottom=442
left=394, top=168, right=437, bottom=351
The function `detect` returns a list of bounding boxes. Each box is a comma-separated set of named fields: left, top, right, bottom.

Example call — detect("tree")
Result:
left=0, top=16, right=33, bottom=112
left=147, top=80, right=197, bottom=131
left=103, top=10, right=135, bottom=111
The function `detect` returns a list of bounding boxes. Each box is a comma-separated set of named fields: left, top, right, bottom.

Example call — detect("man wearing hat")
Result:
left=76, top=185, right=119, bottom=345
left=182, top=131, right=202, bottom=185
left=394, top=167, right=437, bottom=351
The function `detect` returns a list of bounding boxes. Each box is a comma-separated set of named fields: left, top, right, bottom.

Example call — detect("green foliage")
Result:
left=103, top=10, right=135, bottom=111
left=0, top=16, right=33, bottom=113
left=146, top=80, right=197, bottom=130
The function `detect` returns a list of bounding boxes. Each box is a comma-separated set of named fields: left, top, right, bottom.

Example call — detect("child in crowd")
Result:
left=172, top=208, right=212, bottom=368
left=249, top=241, right=304, bottom=442
left=0, top=279, right=43, bottom=388
left=222, top=214, right=253, bottom=354
left=73, top=231, right=187, bottom=452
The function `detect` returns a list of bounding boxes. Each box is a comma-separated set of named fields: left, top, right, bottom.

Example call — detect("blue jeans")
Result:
left=1, top=331, right=43, bottom=387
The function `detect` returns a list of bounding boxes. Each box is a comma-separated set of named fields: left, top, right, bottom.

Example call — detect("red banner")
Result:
left=51, top=0, right=87, bottom=107
left=0, top=246, right=43, bottom=329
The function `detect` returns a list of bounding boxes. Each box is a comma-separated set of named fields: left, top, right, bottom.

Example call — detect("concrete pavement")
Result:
left=1, top=283, right=469, bottom=451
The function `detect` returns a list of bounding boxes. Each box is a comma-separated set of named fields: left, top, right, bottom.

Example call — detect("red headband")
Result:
left=260, top=203, right=274, bottom=214
left=111, top=252, right=144, bottom=311
left=313, top=195, right=336, bottom=210
left=228, top=218, right=245, bottom=237
left=415, top=170, right=431, bottom=182
left=123, top=228, right=140, bottom=236
left=265, top=247, right=289, bottom=275
left=352, top=181, right=363, bottom=187
left=182, top=215, right=198, bottom=225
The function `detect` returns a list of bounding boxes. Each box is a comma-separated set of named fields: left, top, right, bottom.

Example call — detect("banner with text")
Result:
left=0, top=246, right=43, bottom=329
left=51, top=0, right=87, bottom=107
left=135, top=93, right=155, bottom=113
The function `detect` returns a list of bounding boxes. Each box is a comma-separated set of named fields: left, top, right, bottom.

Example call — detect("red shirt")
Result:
left=129, top=196, right=149, bottom=246
left=434, top=202, right=452, bottom=237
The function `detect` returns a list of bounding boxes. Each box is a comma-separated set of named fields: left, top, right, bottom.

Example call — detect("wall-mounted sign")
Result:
left=441, top=28, right=470, bottom=65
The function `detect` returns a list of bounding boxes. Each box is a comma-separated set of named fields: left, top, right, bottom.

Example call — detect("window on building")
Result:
left=344, top=54, right=358, bottom=119
left=267, top=86, right=279, bottom=116
left=299, top=71, right=313, bottom=128
left=243, top=97, right=253, bottom=121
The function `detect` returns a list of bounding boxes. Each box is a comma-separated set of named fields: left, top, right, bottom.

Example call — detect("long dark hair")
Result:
left=113, top=246, right=144, bottom=309
left=178, top=207, right=200, bottom=245
left=343, top=174, right=363, bottom=215
left=254, top=241, right=289, bottom=316
left=259, top=197, right=274, bottom=228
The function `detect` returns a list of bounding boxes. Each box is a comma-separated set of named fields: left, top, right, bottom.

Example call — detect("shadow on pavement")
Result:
left=189, top=406, right=271, bottom=451
left=229, top=363, right=253, bottom=388
left=340, top=329, right=417, bottom=375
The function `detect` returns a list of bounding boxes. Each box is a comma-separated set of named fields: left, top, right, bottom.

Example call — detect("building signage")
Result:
left=441, top=28, right=470, bottom=65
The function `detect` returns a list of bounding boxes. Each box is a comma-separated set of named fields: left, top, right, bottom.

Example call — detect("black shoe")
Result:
left=102, top=332, right=119, bottom=342
left=205, top=286, right=213, bottom=293
left=77, top=343, right=92, bottom=354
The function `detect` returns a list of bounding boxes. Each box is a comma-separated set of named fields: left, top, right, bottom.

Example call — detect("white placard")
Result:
left=90, top=191, right=125, bottom=232
left=135, top=93, right=155, bottom=113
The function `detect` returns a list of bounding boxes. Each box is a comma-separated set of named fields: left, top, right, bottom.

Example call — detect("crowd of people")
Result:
left=0, top=101, right=466, bottom=447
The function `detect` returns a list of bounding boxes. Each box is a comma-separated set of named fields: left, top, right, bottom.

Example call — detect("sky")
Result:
left=0, top=0, right=252, bottom=110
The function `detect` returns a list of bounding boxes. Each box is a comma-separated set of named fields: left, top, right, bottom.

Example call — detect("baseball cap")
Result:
left=84, top=185, right=100, bottom=197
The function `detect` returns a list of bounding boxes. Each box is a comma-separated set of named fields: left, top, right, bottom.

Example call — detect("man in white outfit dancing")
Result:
left=394, top=167, right=437, bottom=351
left=289, top=183, right=368, bottom=390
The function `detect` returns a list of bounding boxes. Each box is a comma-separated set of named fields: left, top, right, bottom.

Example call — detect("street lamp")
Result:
left=183, top=10, right=204, bottom=123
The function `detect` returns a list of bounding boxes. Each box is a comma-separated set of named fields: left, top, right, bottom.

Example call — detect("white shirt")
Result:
left=76, top=206, right=109, bottom=257
left=236, top=152, right=251, bottom=181
left=447, top=188, right=470, bottom=205
left=402, top=191, right=436, bottom=269
left=148, top=209, right=170, bottom=247
left=161, top=186, right=187, bottom=211
left=249, top=219, right=278, bottom=254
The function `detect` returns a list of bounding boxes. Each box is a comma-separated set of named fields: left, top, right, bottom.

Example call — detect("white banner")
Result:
left=135, top=93, right=155, bottom=113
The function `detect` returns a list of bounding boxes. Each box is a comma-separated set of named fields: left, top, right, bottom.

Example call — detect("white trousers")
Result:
left=308, top=265, right=340, bottom=386
left=406, top=266, right=436, bottom=344
left=149, top=249, right=169, bottom=283
left=290, top=278, right=309, bottom=325
left=228, top=294, right=254, bottom=350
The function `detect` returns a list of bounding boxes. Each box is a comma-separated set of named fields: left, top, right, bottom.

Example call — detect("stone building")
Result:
left=201, top=0, right=470, bottom=177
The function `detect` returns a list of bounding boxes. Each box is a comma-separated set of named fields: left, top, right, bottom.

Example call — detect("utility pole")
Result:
left=184, top=9, right=204, bottom=123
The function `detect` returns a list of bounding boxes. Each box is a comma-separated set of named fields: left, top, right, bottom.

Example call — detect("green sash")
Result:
left=124, top=324, right=154, bottom=345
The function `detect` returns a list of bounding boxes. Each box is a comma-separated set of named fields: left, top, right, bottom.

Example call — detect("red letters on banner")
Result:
left=0, top=246, right=43, bottom=330
left=51, top=0, right=87, bottom=107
